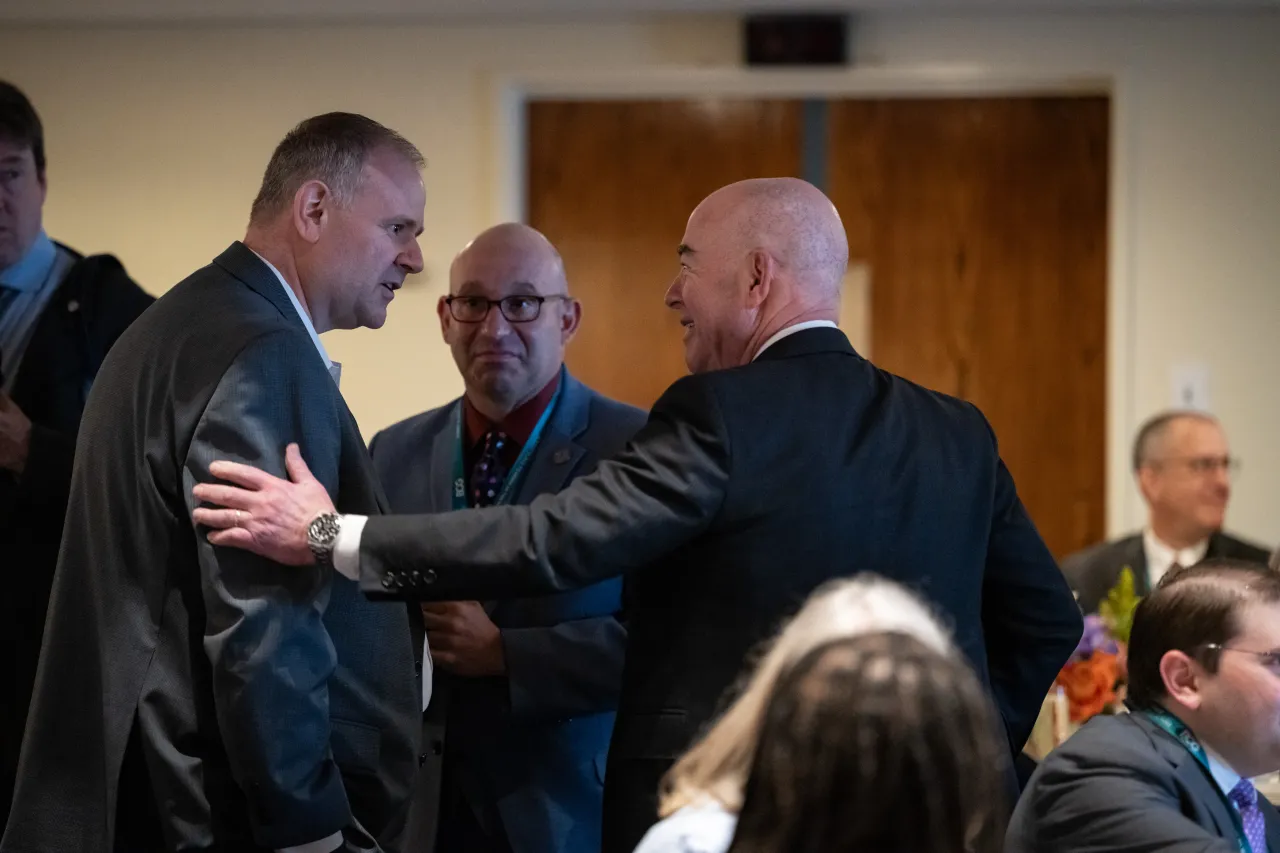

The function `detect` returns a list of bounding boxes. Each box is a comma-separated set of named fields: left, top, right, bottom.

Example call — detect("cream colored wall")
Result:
left=1, top=9, right=1276, bottom=545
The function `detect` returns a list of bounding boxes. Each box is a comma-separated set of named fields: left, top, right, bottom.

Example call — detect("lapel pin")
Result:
left=67, top=299, right=80, bottom=313
left=552, top=448, right=572, bottom=465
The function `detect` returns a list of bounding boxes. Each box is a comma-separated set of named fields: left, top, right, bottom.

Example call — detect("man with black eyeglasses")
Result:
left=1008, top=558, right=1280, bottom=853
left=1062, top=410, right=1270, bottom=613
left=364, top=223, right=642, bottom=853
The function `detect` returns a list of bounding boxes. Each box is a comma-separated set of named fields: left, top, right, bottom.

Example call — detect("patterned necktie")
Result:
left=1228, top=778, right=1268, bottom=853
left=470, top=429, right=511, bottom=507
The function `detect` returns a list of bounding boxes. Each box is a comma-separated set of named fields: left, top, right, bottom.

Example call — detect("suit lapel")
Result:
left=427, top=402, right=463, bottom=514
left=336, top=398, right=391, bottom=514
left=1263, top=797, right=1280, bottom=853
left=1169, top=745, right=1241, bottom=841
left=511, top=370, right=589, bottom=506
left=1140, top=715, right=1252, bottom=845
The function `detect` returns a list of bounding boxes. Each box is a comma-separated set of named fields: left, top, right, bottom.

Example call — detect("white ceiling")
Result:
left=2, top=0, right=1274, bottom=24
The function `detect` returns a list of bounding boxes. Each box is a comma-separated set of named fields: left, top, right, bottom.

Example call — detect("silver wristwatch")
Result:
left=306, top=512, right=342, bottom=570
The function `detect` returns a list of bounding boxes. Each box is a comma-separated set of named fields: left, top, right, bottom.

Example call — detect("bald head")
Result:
left=667, top=178, right=850, bottom=373
left=451, top=222, right=567, bottom=292
left=441, top=222, right=580, bottom=419
left=695, top=178, right=849, bottom=301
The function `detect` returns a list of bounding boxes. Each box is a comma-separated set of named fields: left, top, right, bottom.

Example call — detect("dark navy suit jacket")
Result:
left=369, top=369, right=644, bottom=853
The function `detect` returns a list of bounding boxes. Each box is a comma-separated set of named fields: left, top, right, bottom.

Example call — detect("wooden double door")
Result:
left=526, top=96, right=1108, bottom=558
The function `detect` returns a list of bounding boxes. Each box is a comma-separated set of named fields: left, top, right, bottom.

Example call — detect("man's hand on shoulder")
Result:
left=192, top=443, right=333, bottom=565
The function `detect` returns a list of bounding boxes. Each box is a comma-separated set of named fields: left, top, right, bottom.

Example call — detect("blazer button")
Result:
left=423, top=569, right=437, bottom=584
left=414, top=658, right=423, bottom=675
left=418, top=753, right=428, bottom=767
left=410, top=570, right=423, bottom=584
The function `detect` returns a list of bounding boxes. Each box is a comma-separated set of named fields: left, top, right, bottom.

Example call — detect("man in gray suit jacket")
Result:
left=1007, top=558, right=1280, bottom=853
left=372, top=224, right=641, bottom=853
left=1062, top=411, right=1270, bottom=613
left=1, top=114, right=427, bottom=853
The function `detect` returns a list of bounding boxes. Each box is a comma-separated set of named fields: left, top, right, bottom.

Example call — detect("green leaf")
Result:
left=1099, top=565, right=1141, bottom=644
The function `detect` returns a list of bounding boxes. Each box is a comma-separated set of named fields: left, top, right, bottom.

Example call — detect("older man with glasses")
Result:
left=1062, top=410, right=1271, bottom=613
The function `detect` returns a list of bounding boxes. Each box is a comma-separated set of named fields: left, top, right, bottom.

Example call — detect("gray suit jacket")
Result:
left=370, top=370, right=643, bottom=853
left=1061, top=530, right=1272, bottom=613
left=1007, top=712, right=1280, bottom=853
left=0, top=243, right=420, bottom=853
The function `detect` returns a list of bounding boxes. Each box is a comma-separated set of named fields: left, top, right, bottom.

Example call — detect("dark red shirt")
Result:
left=461, top=373, right=561, bottom=483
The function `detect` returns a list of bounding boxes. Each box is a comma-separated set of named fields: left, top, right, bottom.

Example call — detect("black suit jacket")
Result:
left=0, top=243, right=419, bottom=853
left=1006, top=712, right=1280, bottom=853
left=1062, top=531, right=1272, bottom=614
left=370, top=370, right=643, bottom=853
left=0, top=246, right=153, bottom=833
left=353, top=328, right=1084, bottom=852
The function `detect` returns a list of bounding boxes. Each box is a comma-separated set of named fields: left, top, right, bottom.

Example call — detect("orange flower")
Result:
left=1055, top=651, right=1120, bottom=722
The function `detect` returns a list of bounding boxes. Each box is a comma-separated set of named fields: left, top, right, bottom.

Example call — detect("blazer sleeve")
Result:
left=357, top=374, right=731, bottom=602
left=183, top=332, right=355, bottom=850
left=980, top=419, right=1083, bottom=756
left=1008, top=747, right=1238, bottom=853
left=502, top=608, right=626, bottom=719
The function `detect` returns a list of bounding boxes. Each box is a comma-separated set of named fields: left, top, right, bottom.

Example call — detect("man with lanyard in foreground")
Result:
left=366, top=223, right=642, bottom=853
left=1008, top=558, right=1280, bottom=853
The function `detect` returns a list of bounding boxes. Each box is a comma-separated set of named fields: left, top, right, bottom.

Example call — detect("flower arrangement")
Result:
left=1054, top=566, right=1142, bottom=723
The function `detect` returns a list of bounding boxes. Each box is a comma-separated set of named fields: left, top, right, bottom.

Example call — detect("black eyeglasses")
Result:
left=1201, top=644, right=1280, bottom=670
left=444, top=294, right=572, bottom=324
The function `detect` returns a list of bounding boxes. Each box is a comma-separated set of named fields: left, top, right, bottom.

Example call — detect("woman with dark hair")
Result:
left=726, top=632, right=1009, bottom=853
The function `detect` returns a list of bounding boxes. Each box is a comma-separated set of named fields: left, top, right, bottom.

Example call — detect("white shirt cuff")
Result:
left=277, top=831, right=345, bottom=853
left=333, top=514, right=367, bottom=581
left=421, top=634, right=433, bottom=710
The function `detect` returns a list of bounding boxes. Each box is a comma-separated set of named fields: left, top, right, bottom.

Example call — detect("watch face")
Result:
left=309, top=514, right=339, bottom=545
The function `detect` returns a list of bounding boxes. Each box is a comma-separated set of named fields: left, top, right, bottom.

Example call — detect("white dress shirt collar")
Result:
left=752, top=320, right=839, bottom=361
left=1143, top=529, right=1210, bottom=589
left=249, top=250, right=334, bottom=373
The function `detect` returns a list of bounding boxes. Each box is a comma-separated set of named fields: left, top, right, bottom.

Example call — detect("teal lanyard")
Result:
left=452, top=384, right=562, bottom=510
left=1143, top=709, right=1255, bottom=853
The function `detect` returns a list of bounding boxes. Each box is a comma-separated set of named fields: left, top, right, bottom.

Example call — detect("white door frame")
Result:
left=489, top=64, right=1137, bottom=537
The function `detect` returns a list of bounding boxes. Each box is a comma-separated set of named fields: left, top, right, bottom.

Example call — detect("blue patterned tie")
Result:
left=1228, top=778, right=1268, bottom=853
left=470, top=430, right=511, bottom=507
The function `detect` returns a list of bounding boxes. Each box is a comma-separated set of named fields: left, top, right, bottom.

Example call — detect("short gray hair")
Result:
left=1131, top=410, right=1218, bottom=472
left=249, top=112, right=424, bottom=225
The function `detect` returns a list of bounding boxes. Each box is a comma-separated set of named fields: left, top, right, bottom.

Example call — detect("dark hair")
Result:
left=1131, top=410, right=1216, bottom=471
left=249, top=112, right=424, bottom=225
left=0, top=81, right=45, bottom=176
left=1127, top=558, right=1280, bottom=709
left=726, top=632, right=1007, bottom=853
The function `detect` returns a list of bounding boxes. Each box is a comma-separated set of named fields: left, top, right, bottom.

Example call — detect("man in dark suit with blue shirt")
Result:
left=371, top=223, right=641, bottom=853
left=194, top=177, right=1084, bottom=852
left=0, top=82, right=154, bottom=833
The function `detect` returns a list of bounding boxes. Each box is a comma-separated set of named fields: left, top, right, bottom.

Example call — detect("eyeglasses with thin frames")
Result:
left=1201, top=644, right=1280, bottom=671
left=444, top=294, right=572, bottom=324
